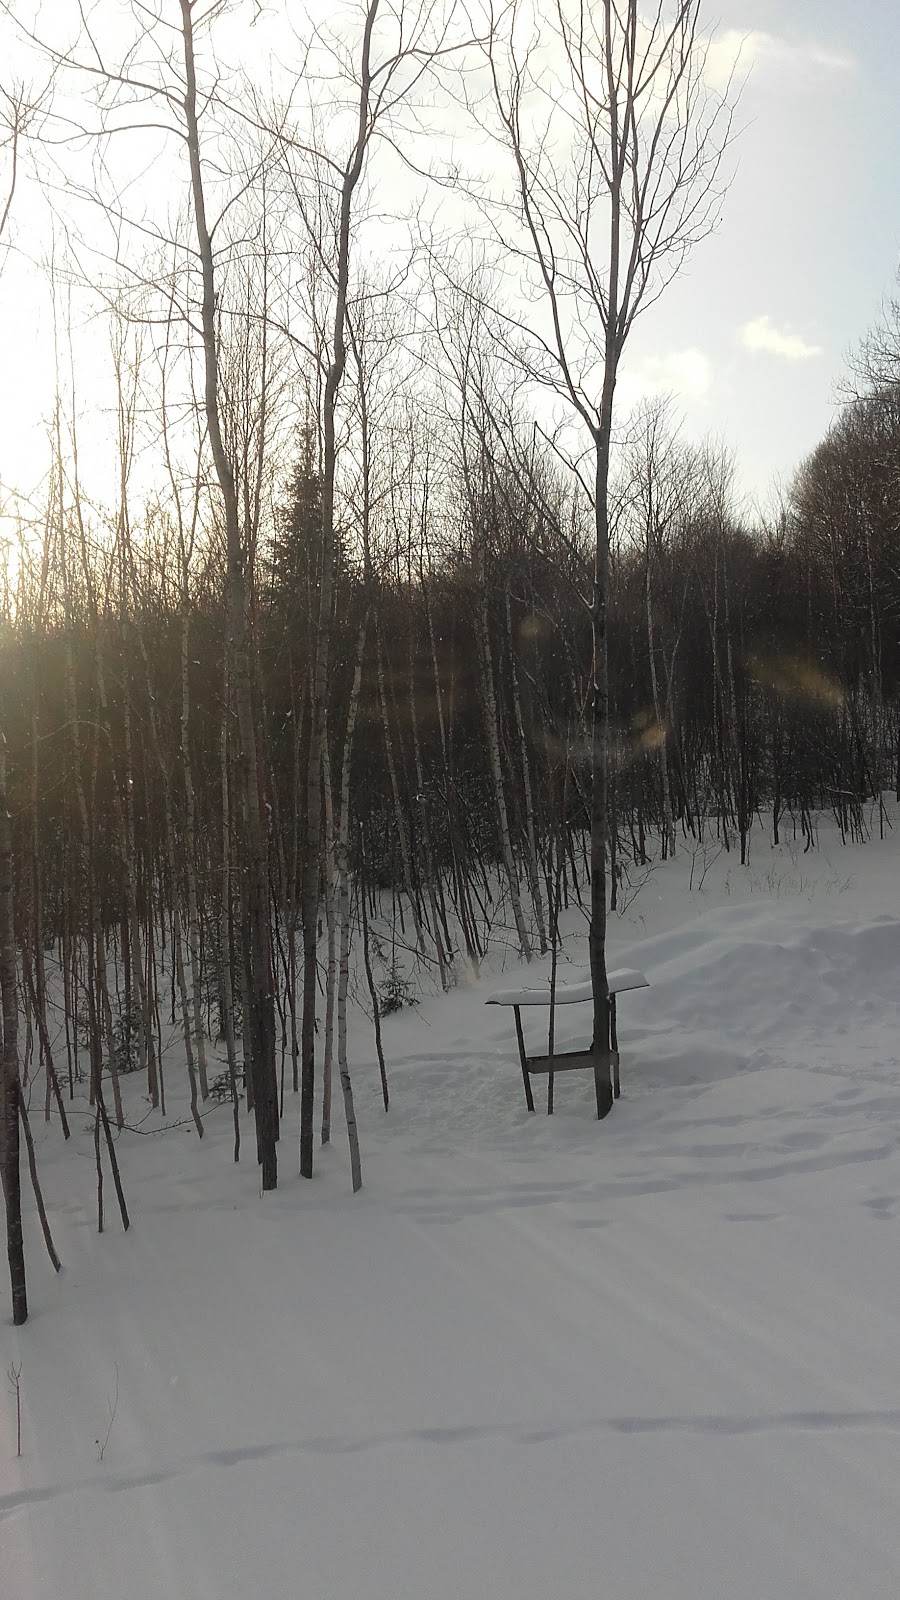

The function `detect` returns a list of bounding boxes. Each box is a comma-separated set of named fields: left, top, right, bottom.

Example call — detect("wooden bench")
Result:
left=486, top=968, right=649, bottom=1119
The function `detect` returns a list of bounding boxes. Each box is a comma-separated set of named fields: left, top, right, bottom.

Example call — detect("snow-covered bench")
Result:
left=486, top=968, right=649, bottom=1119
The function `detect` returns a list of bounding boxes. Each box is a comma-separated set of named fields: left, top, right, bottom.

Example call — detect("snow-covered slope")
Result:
left=5, top=815, right=900, bottom=1598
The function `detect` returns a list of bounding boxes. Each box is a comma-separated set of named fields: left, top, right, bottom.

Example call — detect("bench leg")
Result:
left=514, top=1007, right=535, bottom=1113
left=594, top=1056, right=613, bottom=1120
left=610, top=994, right=620, bottom=1098
left=547, top=1071, right=554, bottom=1115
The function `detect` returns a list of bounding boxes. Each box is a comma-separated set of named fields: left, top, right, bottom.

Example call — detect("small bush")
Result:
left=209, top=1069, right=243, bottom=1104
left=113, top=1008, right=143, bottom=1074
left=378, top=964, right=418, bottom=1017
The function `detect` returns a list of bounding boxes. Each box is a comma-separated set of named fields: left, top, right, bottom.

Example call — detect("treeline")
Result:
left=1, top=374, right=898, bottom=1142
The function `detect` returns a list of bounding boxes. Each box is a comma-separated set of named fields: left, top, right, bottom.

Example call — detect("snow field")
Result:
left=4, top=811, right=900, bottom=1597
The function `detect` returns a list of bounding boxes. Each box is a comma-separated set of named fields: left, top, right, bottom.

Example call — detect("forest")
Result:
left=0, top=0, right=898, bottom=1326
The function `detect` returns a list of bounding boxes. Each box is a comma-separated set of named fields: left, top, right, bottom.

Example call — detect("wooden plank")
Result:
left=525, top=1049, right=615, bottom=1076
left=513, top=1005, right=535, bottom=1113
left=595, top=1060, right=613, bottom=1120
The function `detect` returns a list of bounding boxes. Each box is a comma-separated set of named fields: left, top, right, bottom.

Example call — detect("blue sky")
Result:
left=616, top=0, right=900, bottom=504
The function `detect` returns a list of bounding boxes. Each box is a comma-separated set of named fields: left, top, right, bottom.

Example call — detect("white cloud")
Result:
left=644, top=347, right=713, bottom=397
left=706, top=29, right=856, bottom=93
left=740, top=316, right=822, bottom=361
left=617, top=348, right=713, bottom=411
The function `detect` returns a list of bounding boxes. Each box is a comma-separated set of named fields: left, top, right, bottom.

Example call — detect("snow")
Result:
left=486, top=965, right=649, bottom=1005
left=5, top=811, right=900, bottom=1597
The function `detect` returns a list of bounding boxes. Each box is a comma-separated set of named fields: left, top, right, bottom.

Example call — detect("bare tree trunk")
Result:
left=321, top=735, right=337, bottom=1146
left=26, top=685, right=69, bottom=1133
left=62, top=894, right=75, bottom=1099
left=22, top=947, right=69, bottom=1138
left=180, top=0, right=277, bottom=1186
left=299, top=0, right=382, bottom=1180
left=474, top=553, right=532, bottom=961
left=376, top=634, right=428, bottom=960
left=335, top=616, right=368, bottom=1187
left=422, top=571, right=481, bottom=972
left=136, top=627, right=204, bottom=1139
left=122, top=676, right=158, bottom=1107
left=61, top=575, right=125, bottom=1135
left=645, top=559, right=675, bottom=858
left=0, top=729, right=27, bottom=1323
left=407, top=596, right=451, bottom=989
left=19, top=1086, right=61, bottom=1273
left=588, top=375, right=615, bottom=1107
left=505, top=585, right=547, bottom=952
left=28, top=673, right=71, bottom=1128
left=219, top=680, right=240, bottom=1161
left=97, top=1085, right=130, bottom=1233
left=169, top=863, right=204, bottom=1139
left=358, top=828, right=389, bottom=1112
left=287, top=676, right=304, bottom=1096
left=113, top=355, right=159, bottom=1110
left=146, top=879, right=166, bottom=1117
left=180, top=593, right=209, bottom=1099
left=335, top=839, right=362, bottom=1192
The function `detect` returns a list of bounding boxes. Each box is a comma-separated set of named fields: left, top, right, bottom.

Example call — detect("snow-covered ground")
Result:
left=5, top=810, right=900, bottom=1598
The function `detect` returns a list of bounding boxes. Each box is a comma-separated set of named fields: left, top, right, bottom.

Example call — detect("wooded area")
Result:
left=0, top=0, right=898, bottom=1323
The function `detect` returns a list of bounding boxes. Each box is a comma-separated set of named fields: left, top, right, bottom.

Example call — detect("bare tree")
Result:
left=482, top=0, right=734, bottom=1101
left=179, top=0, right=279, bottom=1185
left=286, top=0, right=459, bottom=1178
